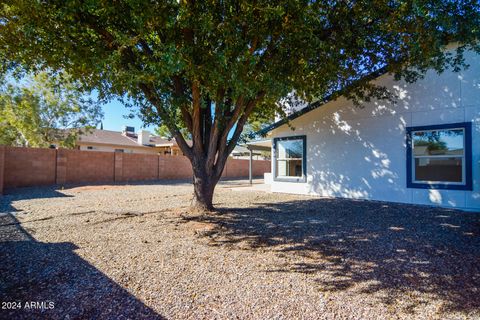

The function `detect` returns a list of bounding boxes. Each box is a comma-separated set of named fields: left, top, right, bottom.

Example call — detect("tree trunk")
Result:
left=191, top=163, right=218, bottom=212
left=139, top=83, right=264, bottom=214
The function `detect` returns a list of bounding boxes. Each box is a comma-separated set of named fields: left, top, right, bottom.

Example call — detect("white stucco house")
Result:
left=261, top=49, right=480, bottom=211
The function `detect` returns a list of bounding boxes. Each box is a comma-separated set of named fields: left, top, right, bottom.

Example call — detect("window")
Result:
left=406, top=122, right=472, bottom=190
left=114, top=149, right=124, bottom=153
left=274, top=135, right=306, bottom=182
left=87, top=146, right=94, bottom=150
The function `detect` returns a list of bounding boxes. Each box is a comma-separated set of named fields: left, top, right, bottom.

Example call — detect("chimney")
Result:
left=138, top=130, right=150, bottom=145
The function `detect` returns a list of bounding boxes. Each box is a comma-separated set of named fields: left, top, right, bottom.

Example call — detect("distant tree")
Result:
left=413, top=128, right=464, bottom=152
left=415, top=139, right=448, bottom=152
left=239, top=117, right=274, bottom=144
left=0, top=122, right=18, bottom=146
left=155, top=123, right=191, bottom=140
left=0, top=72, right=103, bottom=148
left=1, top=1, right=478, bottom=211
left=154, top=124, right=173, bottom=140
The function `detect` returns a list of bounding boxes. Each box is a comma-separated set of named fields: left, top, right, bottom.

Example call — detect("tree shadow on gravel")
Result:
left=183, top=198, right=480, bottom=315
left=0, top=213, right=164, bottom=320
left=2, top=186, right=74, bottom=203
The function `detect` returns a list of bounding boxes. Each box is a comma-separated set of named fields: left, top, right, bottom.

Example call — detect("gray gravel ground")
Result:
left=1, top=181, right=479, bottom=320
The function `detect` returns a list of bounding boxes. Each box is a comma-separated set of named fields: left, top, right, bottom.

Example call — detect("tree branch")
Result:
left=191, top=81, right=204, bottom=155
left=139, top=83, right=193, bottom=159
left=76, top=13, right=194, bottom=159
left=172, top=75, right=193, bottom=133
left=203, top=96, right=212, bottom=154
left=213, top=92, right=265, bottom=178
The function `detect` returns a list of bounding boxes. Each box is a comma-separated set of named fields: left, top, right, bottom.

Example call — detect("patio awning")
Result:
left=243, top=139, right=272, bottom=184
left=245, top=139, right=272, bottom=152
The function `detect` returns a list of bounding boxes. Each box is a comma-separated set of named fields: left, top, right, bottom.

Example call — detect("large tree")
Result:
left=0, top=71, right=103, bottom=147
left=1, top=1, right=479, bottom=211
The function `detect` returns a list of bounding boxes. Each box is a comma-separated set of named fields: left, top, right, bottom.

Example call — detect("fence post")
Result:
left=158, top=155, right=165, bottom=180
left=0, top=146, right=5, bottom=195
left=56, top=149, right=67, bottom=185
left=249, top=149, right=253, bottom=185
left=157, top=155, right=160, bottom=180
left=114, top=152, right=123, bottom=182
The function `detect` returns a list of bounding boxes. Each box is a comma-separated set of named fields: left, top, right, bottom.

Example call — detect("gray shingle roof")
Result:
left=78, top=129, right=191, bottom=148
left=78, top=129, right=147, bottom=147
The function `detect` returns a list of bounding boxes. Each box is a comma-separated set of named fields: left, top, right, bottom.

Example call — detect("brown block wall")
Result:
left=4, top=147, right=56, bottom=188
left=122, top=153, right=159, bottom=181
left=114, top=152, right=123, bottom=182
left=63, top=149, right=115, bottom=184
left=223, top=159, right=270, bottom=178
left=251, top=160, right=271, bottom=176
left=158, top=155, right=193, bottom=179
left=56, top=149, right=67, bottom=185
left=0, top=146, right=271, bottom=192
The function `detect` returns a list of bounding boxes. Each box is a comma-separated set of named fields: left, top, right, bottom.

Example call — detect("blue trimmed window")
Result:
left=406, top=122, right=472, bottom=190
left=273, top=135, right=306, bottom=182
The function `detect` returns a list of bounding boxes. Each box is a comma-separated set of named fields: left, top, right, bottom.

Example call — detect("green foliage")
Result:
left=1, top=0, right=479, bottom=206
left=155, top=123, right=191, bottom=140
left=414, top=139, right=447, bottom=151
left=240, top=118, right=273, bottom=143
left=0, top=71, right=103, bottom=148
left=1, top=1, right=478, bottom=133
left=154, top=124, right=173, bottom=140
left=0, top=121, right=18, bottom=146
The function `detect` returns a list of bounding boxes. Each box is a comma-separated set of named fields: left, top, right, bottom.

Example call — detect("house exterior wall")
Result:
left=270, top=50, right=480, bottom=211
left=157, top=145, right=183, bottom=156
left=77, top=142, right=160, bottom=154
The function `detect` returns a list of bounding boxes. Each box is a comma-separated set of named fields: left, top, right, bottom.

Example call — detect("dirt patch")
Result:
left=1, top=184, right=479, bottom=319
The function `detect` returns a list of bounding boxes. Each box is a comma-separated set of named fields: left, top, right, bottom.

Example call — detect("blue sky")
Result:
left=101, top=99, right=156, bottom=132
left=102, top=100, right=236, bottom=139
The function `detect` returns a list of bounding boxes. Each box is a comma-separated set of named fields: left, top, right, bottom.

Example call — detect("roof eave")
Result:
left=256, top=66, right=389, bottom=136
left=77, top=141, right=153, bottom=148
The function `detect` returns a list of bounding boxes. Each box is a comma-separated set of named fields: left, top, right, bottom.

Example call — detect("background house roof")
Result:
left=78, top=129, right=143, bottom=147
left=78, top=129, right=192, bottom=148
left=150, top=136, right=174, bottom=146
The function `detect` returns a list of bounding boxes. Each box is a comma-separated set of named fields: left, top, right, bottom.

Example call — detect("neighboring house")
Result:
left=77, top=126, right=184, bottom=155
left=231, top=145, right=270, bottom=160
left=261, top=49, right=480, bottom=211
left=77, top=126, right=248, bottom=157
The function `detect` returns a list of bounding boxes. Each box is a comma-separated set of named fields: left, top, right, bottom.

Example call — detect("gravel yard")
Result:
left=1, top=181, right=479, bottom=319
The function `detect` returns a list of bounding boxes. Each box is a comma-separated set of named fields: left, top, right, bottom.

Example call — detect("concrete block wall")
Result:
left=0, top=146, right=271, bottom=193
left=4, top=146, right=56, bottom=188
left=223, top=158, right=271, bottom=177
left=114, top=152, right=123, bottom=182
left=63, top=149, right=115, bottom=184
left=122, top=153, right=159, bottom=182
left=159, top=155, right=193, bottom=179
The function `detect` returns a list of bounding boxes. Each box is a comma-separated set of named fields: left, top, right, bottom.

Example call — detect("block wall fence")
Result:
left=0, top=146, right=270, bottom=194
